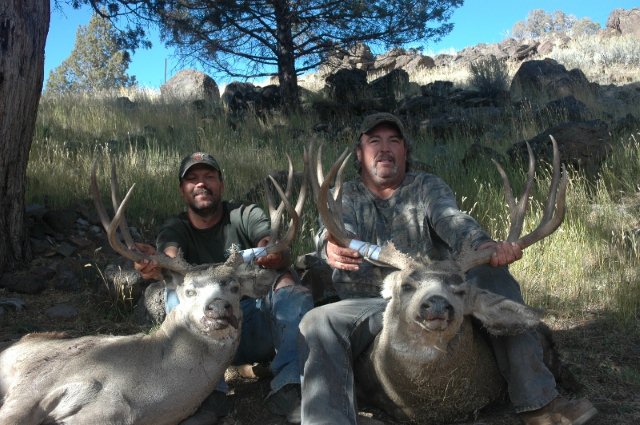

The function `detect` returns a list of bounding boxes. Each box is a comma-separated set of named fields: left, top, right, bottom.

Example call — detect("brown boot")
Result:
left=519, top=396, right=597, bottom=425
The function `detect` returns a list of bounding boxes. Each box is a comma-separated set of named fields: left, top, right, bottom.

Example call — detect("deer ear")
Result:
left=462, top=285, right=540, bottom=335
left=380, top=271, right=401, bottom=299
left=162, top=269, right=184, bottom=290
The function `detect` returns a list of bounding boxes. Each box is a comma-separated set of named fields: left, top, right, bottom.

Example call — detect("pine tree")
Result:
left=46, top=12, right=136, bottom=94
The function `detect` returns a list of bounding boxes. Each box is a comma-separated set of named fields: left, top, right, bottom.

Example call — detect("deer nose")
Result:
left=206, top=299, right=232, bottom=315
left=420, top=295, right=453, bottom=318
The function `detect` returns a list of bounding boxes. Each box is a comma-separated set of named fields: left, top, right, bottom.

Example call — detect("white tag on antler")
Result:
left=239, top=247, right=268, bottom=263
left=349, top=240, right=382, bottom=261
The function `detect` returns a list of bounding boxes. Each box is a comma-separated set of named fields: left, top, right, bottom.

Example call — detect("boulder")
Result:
left=606, top=8, right=640, bottom=37
left=161, top=70, right=220, bottom=104
left=221, top=81, right=261, bottom=115
left=373, top=48, right=407, bottom=73
left=258, top=84, right=283, bottom=111
left=403, top=55, right=436, bottom=72
left=321, top=43, right=375, bottom=74
left=510, top=59, right=595, bottom=106
left=369, top=69, right=410, bottom=103
left=508, top=120, right=612, bottom=179
left=324, top=68, right=369, bottom=104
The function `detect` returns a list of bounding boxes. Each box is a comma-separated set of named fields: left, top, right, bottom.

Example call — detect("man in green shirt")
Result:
left=136, top=152, right=312, bottom=424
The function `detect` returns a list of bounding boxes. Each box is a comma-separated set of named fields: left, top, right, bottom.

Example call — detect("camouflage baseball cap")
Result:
left=358, top=112, right=407, bottom=140
left=179, top=152, right=222, bottom=180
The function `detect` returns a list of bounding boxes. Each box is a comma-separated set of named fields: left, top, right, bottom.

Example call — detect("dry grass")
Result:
left=10, top=26, right=640, bottom=425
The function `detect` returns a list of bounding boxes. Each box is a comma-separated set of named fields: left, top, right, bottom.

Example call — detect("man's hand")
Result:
left=326, top=234, right=362, bottom=271
left=255, top=251, right=290, bottom=269
left=254, top=236, right=291, bottom=270
left=478, top=241, right=523, bottom=267
left=133, top=242, right=163, bottom=281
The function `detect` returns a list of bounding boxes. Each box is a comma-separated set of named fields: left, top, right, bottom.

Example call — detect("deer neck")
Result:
left=150, top=310, right=241, bottom=365
left=375, top=313, right=471, bottom=369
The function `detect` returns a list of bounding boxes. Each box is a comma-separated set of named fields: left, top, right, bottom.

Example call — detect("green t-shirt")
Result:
left=156, top=201, right=271, bottom=265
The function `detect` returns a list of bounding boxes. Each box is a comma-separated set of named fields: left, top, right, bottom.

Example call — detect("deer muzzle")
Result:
left=417, top=295, right=454, bottom=331
left=202, top=300, right=239, bottom=330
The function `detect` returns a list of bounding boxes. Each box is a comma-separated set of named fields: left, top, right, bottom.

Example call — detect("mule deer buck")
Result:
left=0, top=158, right=305, bottom=425
left=307, top=138, right=570, bottom=423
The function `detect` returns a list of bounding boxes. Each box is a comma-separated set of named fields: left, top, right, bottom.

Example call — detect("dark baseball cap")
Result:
left=359, top=112, right=407, bottom=140
left=179, top=152, right=222, bottom=180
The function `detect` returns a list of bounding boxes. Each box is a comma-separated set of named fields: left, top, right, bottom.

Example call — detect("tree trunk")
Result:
left=0, top=0, right=50, bottom=276
left=273, top=0, right=300, bottom=113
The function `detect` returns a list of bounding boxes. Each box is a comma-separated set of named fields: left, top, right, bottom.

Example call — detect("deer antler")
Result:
left=305, top=140, right=413, bottom=270
left=90, top=159, right=191, bottom=274
left=458, top=136, right=568, bottom=272
left=238, top=155, right=306, bottom=263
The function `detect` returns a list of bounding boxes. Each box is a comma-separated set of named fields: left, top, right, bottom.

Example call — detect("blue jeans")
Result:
left=298, top=265, right=558, bottom=425
left=166, top=276, right=314, bottom=394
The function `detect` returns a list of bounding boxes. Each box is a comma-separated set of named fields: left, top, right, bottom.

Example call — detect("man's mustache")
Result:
left=375, top=153, right=395, bottom=163
left=193, top=188, right=212, bottom=196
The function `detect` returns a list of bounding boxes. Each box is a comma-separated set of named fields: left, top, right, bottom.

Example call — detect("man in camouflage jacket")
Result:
left=298, top=113, right=596, bottom=425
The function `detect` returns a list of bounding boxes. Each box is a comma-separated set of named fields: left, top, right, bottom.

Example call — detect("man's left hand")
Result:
left=254, top=236, right=291, bottom=270
left=256, top=251, right=288, bottom=269
left=478, top=241, right=522, bottom=267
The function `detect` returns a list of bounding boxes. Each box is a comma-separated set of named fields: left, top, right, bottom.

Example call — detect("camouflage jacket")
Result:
left=315, top=171, right=493, bottom=299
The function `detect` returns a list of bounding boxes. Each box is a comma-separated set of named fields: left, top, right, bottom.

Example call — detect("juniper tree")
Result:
left=46, top=11, right=136, bottom=95
left=511, top=9, right=600, bottom=40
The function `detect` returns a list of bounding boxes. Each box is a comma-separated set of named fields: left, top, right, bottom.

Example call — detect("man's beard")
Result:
left=371, top=153, right=398, bottom=178
left=189, top=189, right=221, bottom=217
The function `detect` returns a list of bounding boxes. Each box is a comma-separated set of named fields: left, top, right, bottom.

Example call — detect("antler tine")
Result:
left=314, top=143, right=325, bottom=200
left=306, top=140, right=321, bottom=204
left=263, top=173, right=302, bottom=254
left=541, top=136, right=562, bottom=223
left=91, top=158, right=190, bottom=275
left=293, top=155, right=307, bottom=220
left=492, top=142, right=536, bottom=242
left=315, top=145, right=353, bottom=247
left=264, top=155, right=295, bottom=241
left=109, top=160, right=137, bottom=249
left=306, top=142, right=412, bottom=270
left=329, top=149, right=350, bottom=228
left=518, top=138, right=568, bottom=249
left=91, top=158, right=115, bottom=233
left=108, top=185, right=191, bottom=274
left=460, top=138, right=568, bottom=272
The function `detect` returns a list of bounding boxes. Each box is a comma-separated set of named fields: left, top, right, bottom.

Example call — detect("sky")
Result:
left=44, top=1, right=638, bottom=89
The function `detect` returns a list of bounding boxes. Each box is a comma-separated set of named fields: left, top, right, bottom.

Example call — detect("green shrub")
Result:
left=467, top=55, right=510, bottom=98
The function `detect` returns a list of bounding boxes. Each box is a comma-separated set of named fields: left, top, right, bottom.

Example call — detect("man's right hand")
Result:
left=133, top=243, right=163, bottom=281
left=325, top=234, right=362, bottom=271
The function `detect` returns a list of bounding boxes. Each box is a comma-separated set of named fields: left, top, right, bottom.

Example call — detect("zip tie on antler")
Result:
left=239, top=247, right=268, bottom=263
left=349, top=240, right=382, bottom=261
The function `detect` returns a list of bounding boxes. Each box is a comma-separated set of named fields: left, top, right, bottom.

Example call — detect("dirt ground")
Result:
left=1, top=283, right=639, bottom=425
left=1, top=232, right=639, bottom=424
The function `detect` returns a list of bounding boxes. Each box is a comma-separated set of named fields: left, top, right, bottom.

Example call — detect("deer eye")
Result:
left=401, top=283, right=415, bottom=292
left=185, top=289, right=196, bottom=297
left=230, top=286, right=239, bottom=294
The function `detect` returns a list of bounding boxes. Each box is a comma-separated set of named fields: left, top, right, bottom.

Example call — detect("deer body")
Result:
left=360, top=319, right=503, bottom=422
left=353, top=261, right=539, bottom=423
left=0, top=154, right=304, bottom=425
left=0, top=258, right=276, bottom=425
